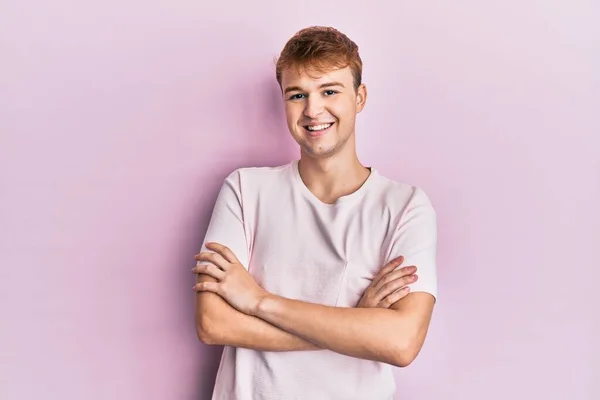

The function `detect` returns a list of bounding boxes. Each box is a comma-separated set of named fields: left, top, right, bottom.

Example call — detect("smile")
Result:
left=303, top=122, right=334, bottom=137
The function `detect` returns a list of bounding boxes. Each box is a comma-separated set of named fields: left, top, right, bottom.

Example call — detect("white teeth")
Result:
left=306, top=123, right=332, bottom=131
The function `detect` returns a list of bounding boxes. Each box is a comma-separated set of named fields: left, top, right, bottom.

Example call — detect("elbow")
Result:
left=196, top=290, right=232, bottom=346
left=389, top=339, right=422, bottom=368
left=196, top=326, right=215, bottom=345
left=196, top=314, right=220, bottom=346
left=391, top=352, right=416, bottom=368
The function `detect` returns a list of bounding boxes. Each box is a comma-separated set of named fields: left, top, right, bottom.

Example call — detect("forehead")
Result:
left=281, top=65, right=353, bottom=89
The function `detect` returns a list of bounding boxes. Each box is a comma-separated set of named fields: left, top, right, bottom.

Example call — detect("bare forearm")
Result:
left=196, top=276, right=320, bottom=352
left=198, top=296, right=320, bottom=351
left=254, top=295, right=414, bottom=366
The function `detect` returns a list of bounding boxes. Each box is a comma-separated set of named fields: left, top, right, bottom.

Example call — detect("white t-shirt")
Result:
left=201, top=159, right=438, bottom=400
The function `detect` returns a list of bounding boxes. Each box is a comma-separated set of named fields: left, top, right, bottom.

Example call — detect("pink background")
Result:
left=1, top=1, right=598, bottom=399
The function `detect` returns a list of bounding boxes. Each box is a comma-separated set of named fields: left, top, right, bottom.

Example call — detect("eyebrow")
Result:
left=284, top=81, right=346, bottom=94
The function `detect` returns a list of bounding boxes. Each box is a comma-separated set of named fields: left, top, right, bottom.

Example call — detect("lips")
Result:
left=303, top=122, right=335, bottom=137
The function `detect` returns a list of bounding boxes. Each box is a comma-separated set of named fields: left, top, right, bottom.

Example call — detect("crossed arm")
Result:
left=194, top=174, right=437, bottom=367
left=194, top=243, right=435, bottom=368
left=196, top=272, right=321, bottom=352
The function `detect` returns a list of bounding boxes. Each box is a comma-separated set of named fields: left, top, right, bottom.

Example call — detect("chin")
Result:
left=301, top=143, right=340, bottom=158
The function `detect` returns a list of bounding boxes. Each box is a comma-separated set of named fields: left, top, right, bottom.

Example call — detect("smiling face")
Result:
left=281, top=65, right=367, bottom=159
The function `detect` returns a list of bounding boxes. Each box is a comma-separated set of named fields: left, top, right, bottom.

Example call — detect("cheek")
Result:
left=284, top=104, right=298, bottom=123
left=328, top=99, right=353, bottom=121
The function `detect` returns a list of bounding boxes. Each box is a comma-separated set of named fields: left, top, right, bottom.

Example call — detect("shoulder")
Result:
left=222, top=161, right=294, bottom=192
left=232, top=162, right=292, bottom=180
left=371, top=171, right=436, bottom=215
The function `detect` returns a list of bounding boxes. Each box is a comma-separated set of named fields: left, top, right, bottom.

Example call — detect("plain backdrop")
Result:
left=1, top=1, right=598, bottom=399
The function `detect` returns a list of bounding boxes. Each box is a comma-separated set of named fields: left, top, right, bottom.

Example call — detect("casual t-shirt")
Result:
left=200, top=159, right=438, bottom=400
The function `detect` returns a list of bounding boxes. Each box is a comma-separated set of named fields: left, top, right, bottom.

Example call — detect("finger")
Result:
left=375, top=273, right=418, bottom=299
left=194, top=251, right=229, bottom=270
left=191, top=263, right=226, bottom=280
left=193, top=281, right=219, bottom=293
left=378, top=286, right=411, bottom=308
left=373, top=265, right=417, bottom=292
left=372, top=256, right=404, bottom=287
left=205, top=242, right=240, bottom=264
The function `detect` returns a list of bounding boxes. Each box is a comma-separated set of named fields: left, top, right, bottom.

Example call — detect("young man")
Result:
left=192, top=26, right=438, bottom=400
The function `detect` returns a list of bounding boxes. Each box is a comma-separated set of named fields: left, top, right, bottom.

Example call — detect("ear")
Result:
left=355, top=83, right=367, bottom=113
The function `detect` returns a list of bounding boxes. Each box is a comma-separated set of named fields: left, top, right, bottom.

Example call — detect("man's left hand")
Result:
left=192, top=242, right=268, bottom=316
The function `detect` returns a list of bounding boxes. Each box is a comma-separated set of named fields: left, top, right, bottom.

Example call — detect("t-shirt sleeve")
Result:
left=199, top=170, right=250, bottom=269
left=385, top=187, right=438, bottom=299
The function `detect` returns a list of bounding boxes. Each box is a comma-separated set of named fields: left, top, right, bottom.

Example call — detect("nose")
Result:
left=303, top=95, right=324, bottom=119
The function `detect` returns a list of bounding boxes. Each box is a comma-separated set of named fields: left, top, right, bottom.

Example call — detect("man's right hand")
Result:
left=357, top=256, right=418, bottom=309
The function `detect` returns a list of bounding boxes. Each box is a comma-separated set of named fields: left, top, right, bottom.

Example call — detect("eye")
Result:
left=288, top=93, right=306, bottom=100
left=323, top=90, right=338, bottom=96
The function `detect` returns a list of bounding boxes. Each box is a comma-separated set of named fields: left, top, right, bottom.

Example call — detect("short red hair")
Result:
left=275, top=26, right=363, bottom=91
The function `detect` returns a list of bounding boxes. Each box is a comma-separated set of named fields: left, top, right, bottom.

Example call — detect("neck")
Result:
left=297, top=149, right=371, bottom=205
